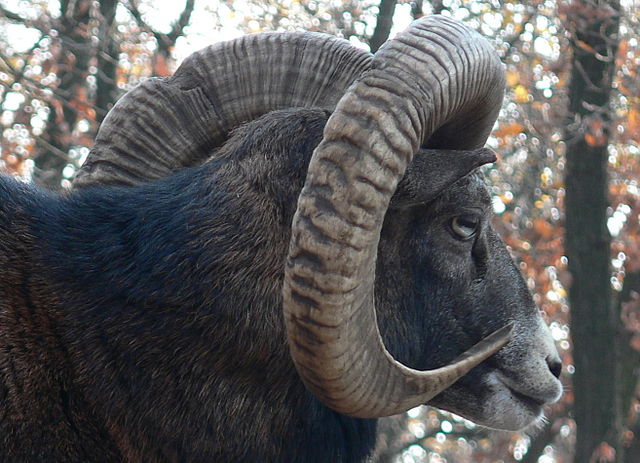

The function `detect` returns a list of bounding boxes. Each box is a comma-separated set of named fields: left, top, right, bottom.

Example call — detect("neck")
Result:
left=23, top=169, right=378, bottom=462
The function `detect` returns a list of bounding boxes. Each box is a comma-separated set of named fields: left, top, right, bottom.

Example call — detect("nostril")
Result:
left=546, top=355, right=562, bottom=379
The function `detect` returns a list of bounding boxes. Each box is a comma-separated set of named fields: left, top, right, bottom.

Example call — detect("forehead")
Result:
left=433, top=170, right=491, bottom=212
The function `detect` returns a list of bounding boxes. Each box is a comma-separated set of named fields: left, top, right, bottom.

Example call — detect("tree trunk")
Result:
left=96, top=0, right=119, bottom=123
left=369, top=0, right=398, bottom=53
left=127, top=0, right=195, bottom=77
left=619, top=272, right=640, bottom=461
left=33, top=0, right=93, bottom=190
left=563, top=1, right=622, bottom=461
left=32, top=0, right=119, bottom=190
left=625, top=415, right=640, bottom=463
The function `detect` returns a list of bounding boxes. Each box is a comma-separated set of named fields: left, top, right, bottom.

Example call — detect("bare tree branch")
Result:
left=0, top=50, right=106, bottom=118
left=410, top=1, right=423, bottom=20
left=369, top=0, right=398, bottom=53
left=0, top=4, right=50, bottom=33
left=167, top=0, right=195, bottom=43
left=0, top=5, right=23, bottom=22
left=521, top=419, right=560, bottom=463
left=34, top=134, right=75, bottom=164
left=95, top=0, right=119, bottom=121
left=127, top=0, right=195, bottom=51
left=0, top=39, right=41, bottom=111
left=127, top=0, right=160, bottom=42
left=429, top=0, right=445, bottom=15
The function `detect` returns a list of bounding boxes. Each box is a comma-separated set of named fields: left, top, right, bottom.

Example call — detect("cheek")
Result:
left=427, top=367, right=489, bottom=419
left=417, top=264, right=485, bottom=335
left=377, top=231, right=494, bottom=369
left=413, top=280, right=484, bottom=368
left=375, top=264, right=474, bottom=371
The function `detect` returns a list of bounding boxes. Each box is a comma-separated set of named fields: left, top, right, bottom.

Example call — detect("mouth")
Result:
left=428, top=361, right=562, bottom=432
left=495, top=368, right=561, bottom=415
left=473, top=369, right=560, bottom=430
left=507, top=386, right=546, bottom=415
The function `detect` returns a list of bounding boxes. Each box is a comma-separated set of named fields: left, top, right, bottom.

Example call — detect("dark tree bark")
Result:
left=369, top=0, right=397, bottom=53
left=33, top=0, right=94, bottom=190
left=128, top=0, right=195, bottom=76
left=625, top=415, right=640, bottom=463
left=96, top=0, right=119, bottom=123
left=20, top=0, right=120, bottom=190
left=619, top=272, right=640, bottom=461
left=563, top=1, right=623, bottom=461
left=430, top=0, right=445, bottom=15
left=5, top=0, right=194, bottom=189
left=410, top=1, right=424, bottom=20
left=521, top=419, right=559, bottom=463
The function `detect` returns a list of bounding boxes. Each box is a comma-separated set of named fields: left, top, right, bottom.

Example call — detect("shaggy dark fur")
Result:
left=0, top=108, right=525, bottom=462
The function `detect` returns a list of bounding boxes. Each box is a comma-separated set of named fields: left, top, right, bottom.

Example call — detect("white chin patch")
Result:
left=476, top=372, right=545, bottom=431
left=430, top=313, right=562, bottom=431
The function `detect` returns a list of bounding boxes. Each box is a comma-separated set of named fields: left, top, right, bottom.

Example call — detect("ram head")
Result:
left=71, top=16, right=562, bottom=433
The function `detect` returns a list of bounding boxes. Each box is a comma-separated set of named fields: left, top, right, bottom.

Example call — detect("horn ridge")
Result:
left=283, top=15, right=508, bottom=418
left=74, top=32, right=372, bottom=188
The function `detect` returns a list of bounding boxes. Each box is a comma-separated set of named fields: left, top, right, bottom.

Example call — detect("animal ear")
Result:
left=390, top=147, right=497, bottom=208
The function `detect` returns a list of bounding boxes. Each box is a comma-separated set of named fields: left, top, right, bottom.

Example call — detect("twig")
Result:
left=127, top=0, right=195, bottom=51
left=0, top=5, right=50, bottom=33
left=0, top=39, right=41, bottom=113
left=369, top=0, right=398, bottom=53
left=521, top=419, right=559, bottom=463
left=34, top=134, right=76, bottom=164
left=0, top=50, right=107, bottom=118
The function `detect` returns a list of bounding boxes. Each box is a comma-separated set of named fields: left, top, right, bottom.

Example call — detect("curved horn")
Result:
left=73, top=33, right=371, bottom=188
left=283, top=16, right=508, bottom=418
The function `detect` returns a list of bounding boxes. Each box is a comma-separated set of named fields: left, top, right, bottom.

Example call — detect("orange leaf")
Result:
left=585, top=132, right=607, bottom=147
left=591, top=442, right=616, bottom=462
left=494, top=122, right=525, bottom=138
left=585, top=118, right=607, bottom=146
left=628, top=108, right=640, bottom=136
left=577, top=39, right=596, bottom=54
left=533, top=218, right=554, bottom=239
left=154, top=54, right=171, bottom=77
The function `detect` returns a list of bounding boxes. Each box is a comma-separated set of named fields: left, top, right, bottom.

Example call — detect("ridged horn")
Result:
left=283, top=15, right=509, bottom=418
left=73, top=33, right=372, bottom=188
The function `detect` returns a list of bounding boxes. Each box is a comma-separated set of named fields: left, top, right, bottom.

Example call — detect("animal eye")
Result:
left=450, top=214, right=480, bottom=240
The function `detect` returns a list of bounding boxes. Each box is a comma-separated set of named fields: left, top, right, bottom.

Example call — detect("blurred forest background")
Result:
left=0, top=0, right=638, bottom=462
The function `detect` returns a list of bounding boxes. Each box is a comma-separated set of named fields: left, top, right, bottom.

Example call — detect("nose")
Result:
left=546, top=355, right=562, bottom=379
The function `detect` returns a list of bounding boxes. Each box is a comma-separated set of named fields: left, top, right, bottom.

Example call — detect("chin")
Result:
left=428, top=370, right=560, bottom=432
